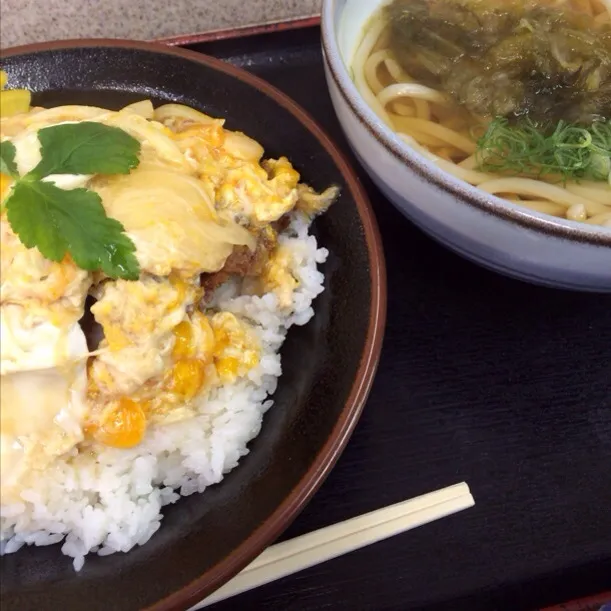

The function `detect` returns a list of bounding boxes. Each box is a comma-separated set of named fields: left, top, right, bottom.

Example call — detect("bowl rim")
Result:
left=320, top=0, right=611, bottom=247
left=0, top=38, right=387, bottom=611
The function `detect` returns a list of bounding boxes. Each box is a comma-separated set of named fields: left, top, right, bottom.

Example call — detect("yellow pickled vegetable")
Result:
left=0, top=70, right=31, bottom=117
left=0, top=89, right=32, bottom=118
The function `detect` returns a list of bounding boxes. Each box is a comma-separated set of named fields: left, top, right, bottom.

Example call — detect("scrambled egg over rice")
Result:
left=0, top=89, right=337, bottom=504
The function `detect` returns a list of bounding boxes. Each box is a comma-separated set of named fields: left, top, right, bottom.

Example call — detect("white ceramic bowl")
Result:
left=321, top=0, right=611, bottom=292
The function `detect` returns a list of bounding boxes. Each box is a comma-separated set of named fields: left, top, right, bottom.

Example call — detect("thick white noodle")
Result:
left=352, top=1, right=611, bottom=225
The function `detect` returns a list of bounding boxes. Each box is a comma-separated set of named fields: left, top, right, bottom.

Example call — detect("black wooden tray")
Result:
left=184, top=25, right=611, bottom=611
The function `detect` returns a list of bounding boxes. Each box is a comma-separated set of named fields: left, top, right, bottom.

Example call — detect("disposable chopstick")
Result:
left=244, top=481, right=470, bottom=573
left=225, top=494, right=471, bottom=585
left=201, top=492, right=473, bottom=607
left=192, top=482, right=474, bottom=609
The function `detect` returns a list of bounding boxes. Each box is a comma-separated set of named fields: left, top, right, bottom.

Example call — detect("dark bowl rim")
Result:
left=0, top=38, right=388, bottom=611
left=320, top=0, right=611, bottom=247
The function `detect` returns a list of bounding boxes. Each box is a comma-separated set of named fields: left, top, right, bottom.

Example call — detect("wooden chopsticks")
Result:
left=193, top=482, right=474, bottom=609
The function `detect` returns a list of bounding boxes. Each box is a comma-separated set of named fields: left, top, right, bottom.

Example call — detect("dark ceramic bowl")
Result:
left=0, top=40, right=386, bottom=611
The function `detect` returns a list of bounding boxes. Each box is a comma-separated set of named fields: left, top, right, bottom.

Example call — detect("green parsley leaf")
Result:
left=4, top=121, right=142, bottom=280
left=6, top=180, right=140, bottom=280
left=1, top=140, right=18, bottom=178
left=28, top=121, right=141, bottom=179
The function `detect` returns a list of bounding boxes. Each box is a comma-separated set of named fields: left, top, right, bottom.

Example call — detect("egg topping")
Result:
left=0, top=91, right=337, bottom=500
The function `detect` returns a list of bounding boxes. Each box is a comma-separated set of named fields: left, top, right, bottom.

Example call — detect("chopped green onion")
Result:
left=476, top=117, right=611, bottom=183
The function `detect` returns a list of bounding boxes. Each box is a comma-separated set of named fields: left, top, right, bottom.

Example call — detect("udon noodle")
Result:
left=353, top=0, right=611, bottom=227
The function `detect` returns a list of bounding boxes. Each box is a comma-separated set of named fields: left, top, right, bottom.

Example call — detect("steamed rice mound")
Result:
left=0, top=214, right=328, bottom=570
left=0, top=98, right=337, bottom=570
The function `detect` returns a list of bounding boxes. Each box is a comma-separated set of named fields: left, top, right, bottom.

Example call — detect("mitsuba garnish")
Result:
left=1, top=121, right=141, bottom=280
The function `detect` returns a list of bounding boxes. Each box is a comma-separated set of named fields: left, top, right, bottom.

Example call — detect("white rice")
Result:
left=0, top=214, right=328, bottom=571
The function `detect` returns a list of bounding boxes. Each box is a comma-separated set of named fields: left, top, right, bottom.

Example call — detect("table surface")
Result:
left=186, top=26, right=611, bottom=611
